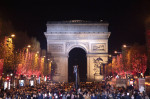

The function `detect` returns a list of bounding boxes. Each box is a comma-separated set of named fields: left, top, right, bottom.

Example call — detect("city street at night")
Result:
left=0, top=1, right=150, bottom=98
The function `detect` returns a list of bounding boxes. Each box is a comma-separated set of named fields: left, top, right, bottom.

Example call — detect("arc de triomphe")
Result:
left=44, top=20, right=111, bottom=82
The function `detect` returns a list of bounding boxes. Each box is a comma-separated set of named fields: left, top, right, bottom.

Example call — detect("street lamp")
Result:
left=11, top=34, right=15, bottom=38
left=122, top=44, right=131, bottom=48
left=114, top=51, right=121, bottom=54
left=10, top=73, right=13, bottom=76
left=10, top=34, right=16, bottom=87
left=47, top=59, right=53, bottom=81
left=108, top=54, right=112, bottom=77
left=27, top=45, right=31, bottom=48
left=108, top=54, right=112, bottom=58
left=123, top=44, right=127, bottom=48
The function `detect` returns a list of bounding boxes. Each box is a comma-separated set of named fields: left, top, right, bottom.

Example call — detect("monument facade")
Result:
left=44, top=20, right=111, bottom=82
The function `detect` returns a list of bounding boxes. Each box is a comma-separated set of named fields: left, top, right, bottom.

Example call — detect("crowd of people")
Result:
left=0, top=81, right=149, bottom=99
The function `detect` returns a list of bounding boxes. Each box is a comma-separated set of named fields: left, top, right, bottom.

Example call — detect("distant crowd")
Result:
left=0, top=81, right=149, bottom=99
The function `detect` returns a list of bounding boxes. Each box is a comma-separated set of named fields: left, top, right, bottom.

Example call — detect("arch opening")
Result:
left=68, top=48, right=87, bottom=82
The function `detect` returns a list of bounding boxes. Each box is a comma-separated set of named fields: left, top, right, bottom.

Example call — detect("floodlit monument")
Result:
left=44, top=20, right=111, bottom=82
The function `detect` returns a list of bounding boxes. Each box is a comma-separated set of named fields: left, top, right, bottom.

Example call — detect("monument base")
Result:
left=94, top=73, right=103, bottom=82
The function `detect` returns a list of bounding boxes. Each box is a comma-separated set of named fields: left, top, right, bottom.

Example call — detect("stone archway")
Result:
left=44, top=20, right=111, bottom=82
left=68, top=47, right=87, bottom=82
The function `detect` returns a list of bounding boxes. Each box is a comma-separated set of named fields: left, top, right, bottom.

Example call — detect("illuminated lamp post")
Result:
left=122, top=44, right=127, bottom=48
left=42, top=56, right=48, bottom=82
left=47, top=59, right=52, bottom=81
left=113, top=50, right=122, bottom=77
left=10, top=34, right=16, bottom=89
left=11, top=34, right=15, bottom=38
left=6, top=34, right=15, bottom=88
left=11, top=34, right=15, bottom=73
left=27, top=45, right=31, bottom=48
left=40, top=55, right=46, bottom=81
left=25, top=45, right=31, bottom=80
left=24, top=44, right=32, bottom=86
left=4, top=33, right=15, bottom=89
left=122, top=44, right=131, bottom=49
left=121, top=44, right=131, bottom=78
left=108, top=54, right=112, bottom=77
left=114, top=51, right=122, bottom=54
left=27, top=45, right=32, bottom=76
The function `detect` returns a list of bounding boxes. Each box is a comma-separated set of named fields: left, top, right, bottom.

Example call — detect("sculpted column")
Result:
left=52, top=54, right=68, bottom=82
left=87, top=54, right=91, bottom=81
left=86, top=53, right=106, bottom=82
left=64, top=55, right=68, bottom=82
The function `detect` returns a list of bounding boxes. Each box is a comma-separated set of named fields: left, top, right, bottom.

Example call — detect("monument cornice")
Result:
left=45, top=33, right=110, bottom=40
left=45, top=32, right=110, bottom=35
left=47, top=20, right=108, bottom=25
left=47, top=23, right=109, bottom=25
left=46, top=22, right=109, bottom=33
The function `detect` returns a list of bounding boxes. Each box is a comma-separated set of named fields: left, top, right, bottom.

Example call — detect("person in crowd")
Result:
left=0, top=81, right=150, bottom=99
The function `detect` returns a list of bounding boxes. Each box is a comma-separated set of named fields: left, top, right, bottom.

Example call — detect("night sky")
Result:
left=0, top=1, right=150, bottom=54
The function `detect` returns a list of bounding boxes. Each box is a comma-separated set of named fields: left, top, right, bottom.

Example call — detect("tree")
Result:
left=16, top=37, right=42, bottom=77
left=0, top=19, right=16, bottom=76
left=112, top=54, right=124, bottom=76
left=29, top=38, right=41, bottom=76
left=3, top=37, right=15, bottom=75
left=125, top=44, right=147, bottom=75
left=131, top=54, right=147, bottom=75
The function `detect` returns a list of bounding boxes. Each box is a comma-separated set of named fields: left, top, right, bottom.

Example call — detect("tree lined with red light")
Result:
left=16, top=38, right=43, bottom=77
left=0, top=18, right=48, bottom=78
left=132, top=54, right=147, bottom=74
left=112, top=44, right=147, bottom=76
left=129, top=44, right=147, bottom=75
left=112, top=54, right=124, bottom=75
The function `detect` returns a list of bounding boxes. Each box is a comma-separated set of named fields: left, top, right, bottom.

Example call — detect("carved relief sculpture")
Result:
left=93, top=57, right=103, bottom=75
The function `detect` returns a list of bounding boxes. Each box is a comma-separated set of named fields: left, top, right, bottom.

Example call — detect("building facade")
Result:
left=44, top=20, right=111, bottom=82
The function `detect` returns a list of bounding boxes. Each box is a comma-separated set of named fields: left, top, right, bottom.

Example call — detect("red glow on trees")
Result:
left=131, top=54, right=147, bottom=74
left=112, top=54, right=124, bottom=76
left=112, top=44, right=147, bottom=77
left=15, top=38, right=44, bottom=77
